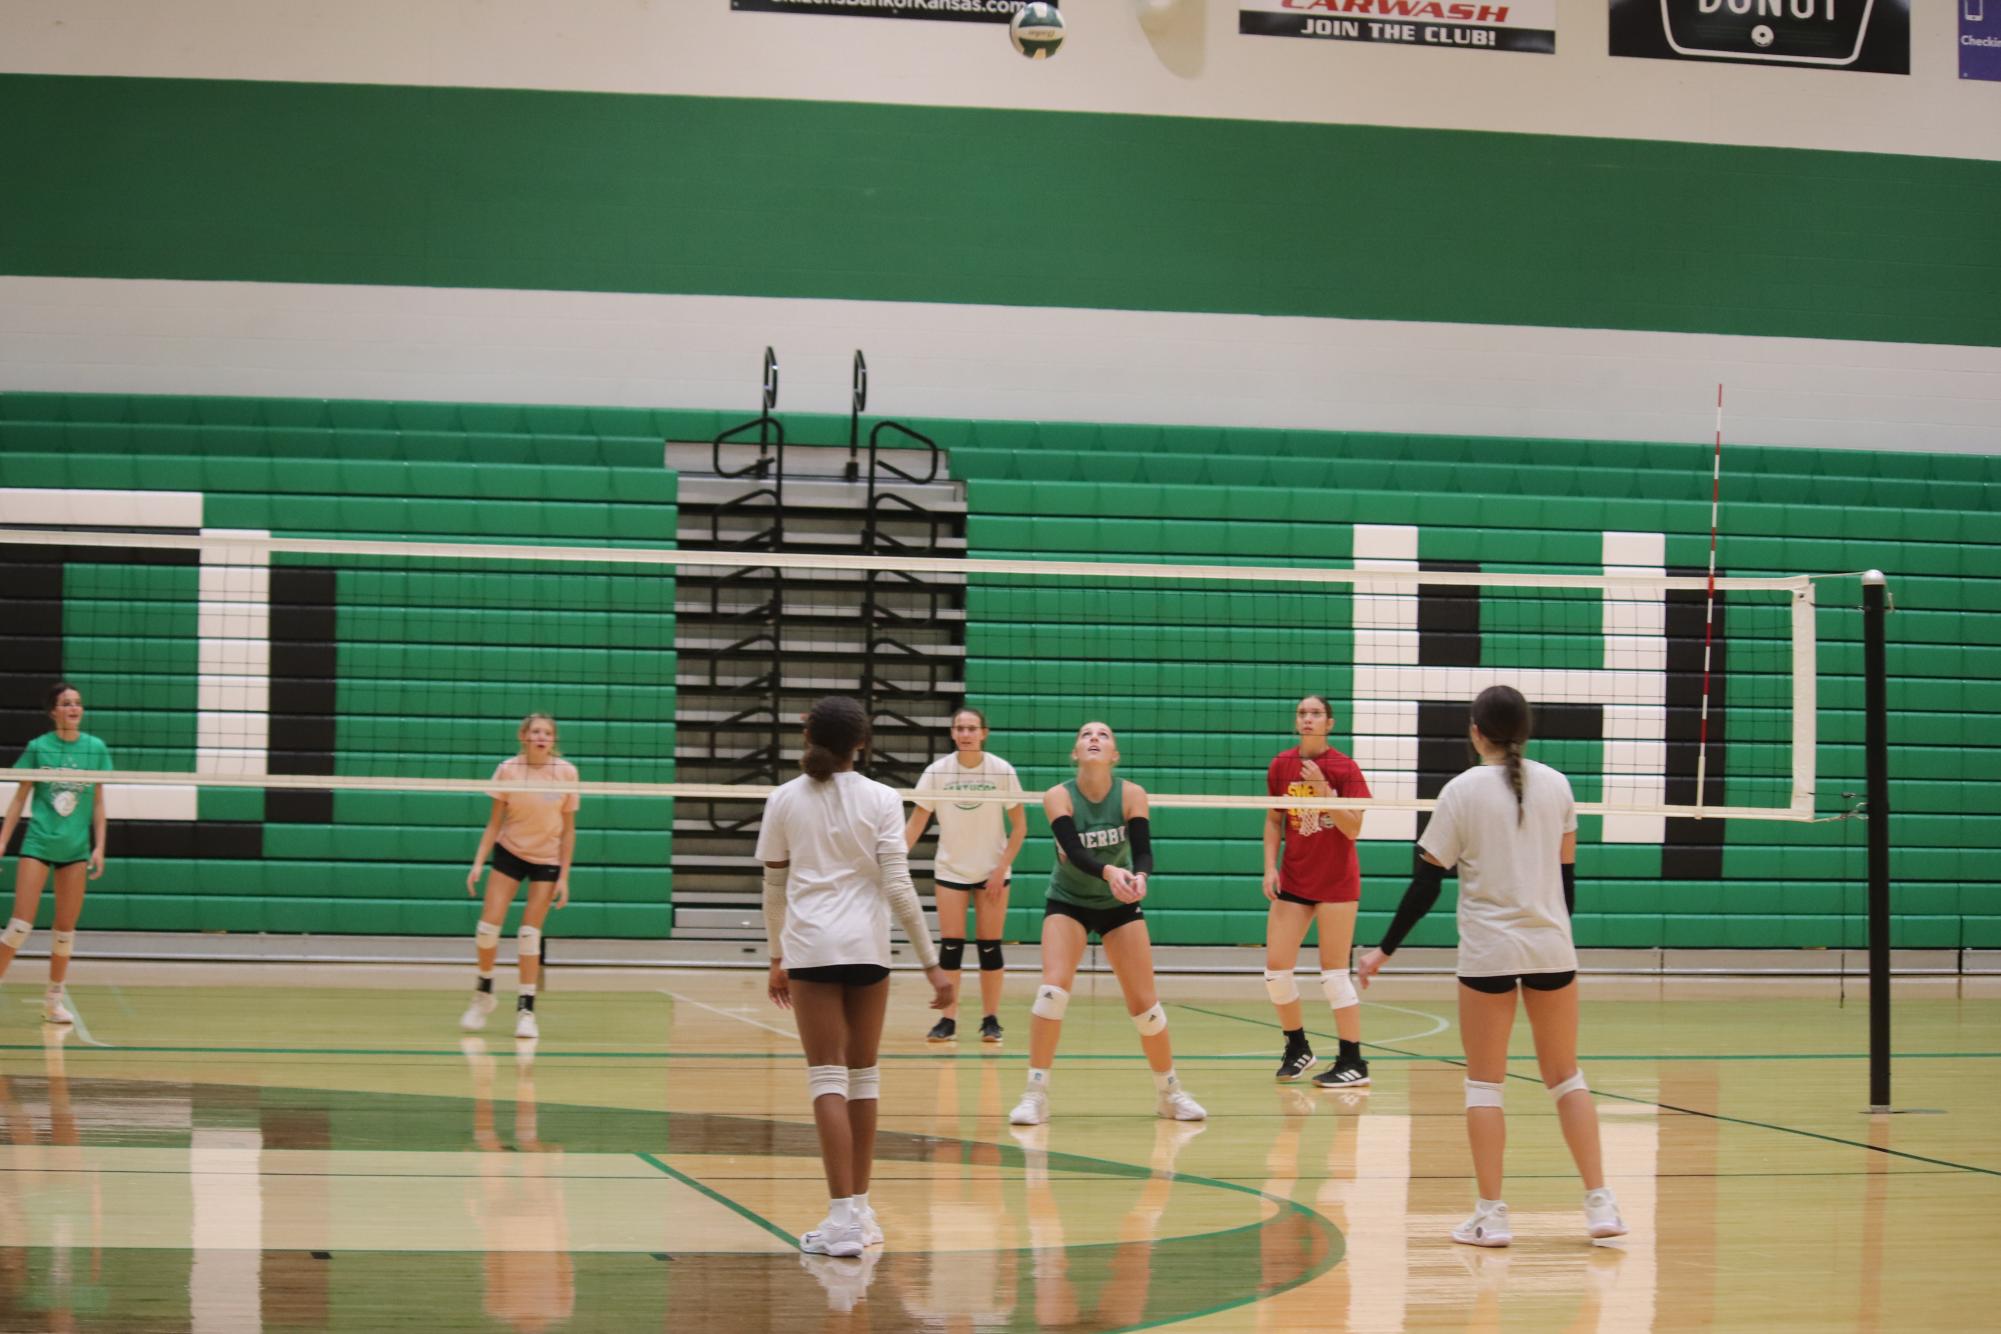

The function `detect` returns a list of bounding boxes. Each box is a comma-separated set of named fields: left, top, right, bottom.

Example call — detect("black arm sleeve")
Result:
left=1377, top=854, right=1449, bottom=956
left=1127, top=817, right=1153, bottom=875
left=1049, top=815, right=1108, bottom=881
left=1561, top=863, right=1575, bottom=917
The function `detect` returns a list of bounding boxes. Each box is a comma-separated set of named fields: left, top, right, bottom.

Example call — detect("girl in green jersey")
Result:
left=1009, top=721, right=1206, bottom=1126
left=0, top=683, right=111, bottom=1025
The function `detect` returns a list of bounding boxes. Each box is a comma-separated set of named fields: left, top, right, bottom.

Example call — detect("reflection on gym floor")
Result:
left=0, top=968, right=1996, bottom=1332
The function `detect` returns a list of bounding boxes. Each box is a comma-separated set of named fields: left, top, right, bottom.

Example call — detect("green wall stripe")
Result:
left=3, top=74, right=1997, bottom=346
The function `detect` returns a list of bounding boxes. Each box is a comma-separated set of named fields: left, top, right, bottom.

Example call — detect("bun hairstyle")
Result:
left=803, top=696, right=870, bottom=781
left=1471, top=685, right=1533, bottom=825
left=45, top=681, right=80, bottom=716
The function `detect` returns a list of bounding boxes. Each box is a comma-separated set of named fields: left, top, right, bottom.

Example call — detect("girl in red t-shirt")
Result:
left=1261, top=695, right=1372, bottom=1088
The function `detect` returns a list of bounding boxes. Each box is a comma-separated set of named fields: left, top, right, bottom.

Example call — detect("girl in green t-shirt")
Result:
left=1008, top=721, right=1206, bottom=1128
left=0, top=682, right=111, bottom=1025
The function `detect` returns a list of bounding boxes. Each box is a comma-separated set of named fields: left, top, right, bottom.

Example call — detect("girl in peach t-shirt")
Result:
left=463, top=715, right=579, bottom=1039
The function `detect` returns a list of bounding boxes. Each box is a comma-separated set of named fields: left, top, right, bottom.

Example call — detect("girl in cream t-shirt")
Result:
left=1356, top=685, right=1625, bottom=1251
left=463, top=714, right=579, bottom=1040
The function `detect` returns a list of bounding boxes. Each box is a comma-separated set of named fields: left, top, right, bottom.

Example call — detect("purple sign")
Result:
left=1967, top=1, right=2001, bottom=81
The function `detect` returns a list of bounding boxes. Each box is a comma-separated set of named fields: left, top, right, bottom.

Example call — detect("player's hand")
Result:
left=88, top=848, right=105, bottom=880
left=1125, top=872, right=1149, bottom=904
left=467, top=865, right=483, bottom=896
left=924, top=965, right=954, bottom=1010
left=1262, top=868, right=1281, bottom=902
left=767, top=960, right=792, bottom=1010
left=983, top=866, right=1010, bottom=897
left=1356, top=948, right=1388, bottom=989
left=1299, top=759, right=1331, bottom=794
left=552, top=877, right=570, bottom=910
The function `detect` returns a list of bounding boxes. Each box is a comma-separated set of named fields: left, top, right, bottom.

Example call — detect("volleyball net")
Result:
left=2, top=527, right=1817, bottom=830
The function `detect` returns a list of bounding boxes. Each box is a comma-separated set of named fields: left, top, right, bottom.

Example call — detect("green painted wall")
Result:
left=3, top=74, right=1997, bottom=346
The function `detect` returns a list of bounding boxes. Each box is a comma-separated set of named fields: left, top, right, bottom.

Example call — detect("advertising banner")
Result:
left=1608, top=1, right=1908, bottom=74
left=1966, top=1, right=2001, bottom=81
left=1240, top=2, right=1557, bottom=54
left=732, top=0, right=1045, bottom=23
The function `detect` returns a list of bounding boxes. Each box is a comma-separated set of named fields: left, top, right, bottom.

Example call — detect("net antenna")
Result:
left=1695, top=383, right=1724, bottom=815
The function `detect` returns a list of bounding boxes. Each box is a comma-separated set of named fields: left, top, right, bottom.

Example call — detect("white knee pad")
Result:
left=516, top=925, right=541, bottom=959
left=807, top=1064, right=849, bottom=1101
left=0, top=918, right=29, bottom=950
left=846, top=1066, right=881, bottom=1102
left=1548, top=1070, right=1588, bottom=1100
left=474, top=921, right=502, bottom=949
left=1031, top=984, right=1070, bottom=1022
left=1131, top=1003, right=1167, bottom=1037
left=1263, top=968, right=1300, bottom=1007
left=50, top=930, right=75, bottom=960
left=1321, top=968, right=1359, bottom=1012
left=1465, top=1078, right=1506, bottom=1110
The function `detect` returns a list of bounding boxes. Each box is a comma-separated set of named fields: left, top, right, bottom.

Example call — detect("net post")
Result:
left=1862, top=570, right=1891, bottom=1112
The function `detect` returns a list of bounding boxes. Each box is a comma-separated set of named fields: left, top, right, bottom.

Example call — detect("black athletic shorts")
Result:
left=1459, top=970, right=1576, bottom=995
left=935, top=877, right=1011, bottom=893
left=491, top=844, right=563, bottom=883
left=20, top=855, right=86, bottom=872
left=787, top=964, right=891, bottom=987
left=1274, top=889, right=1331, bottom=908
left=1043, top=897, right=1144, bottom=940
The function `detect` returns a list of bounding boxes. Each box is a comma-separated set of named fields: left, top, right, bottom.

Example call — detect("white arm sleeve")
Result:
left=761, top=864, right=789, bottom=960
left=879, top=848, right=938, bottom=970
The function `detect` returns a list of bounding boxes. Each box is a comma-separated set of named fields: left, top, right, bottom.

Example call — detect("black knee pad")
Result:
left=938, top=937, right=966, bottom=971
left=976, top=939, right=1005, bottom=972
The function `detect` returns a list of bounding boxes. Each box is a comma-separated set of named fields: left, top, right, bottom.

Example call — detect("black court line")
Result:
left=1179, top=1003, right=2001, bottom=1180
left=10, top=1039, right=1999, bottom=1062
left=1204, top=1169, right=1969, bottom=1184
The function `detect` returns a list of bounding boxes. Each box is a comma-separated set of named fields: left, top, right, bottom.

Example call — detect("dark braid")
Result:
left=1471, top=685, right=1533, bottom=826
left=802, top=696, right=870, bottom=781
left=1503, top=742, right=1527, bottom=825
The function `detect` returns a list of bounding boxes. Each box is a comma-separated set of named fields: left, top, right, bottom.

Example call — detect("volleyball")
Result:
left=1010, top=4, right=1065, bottom=60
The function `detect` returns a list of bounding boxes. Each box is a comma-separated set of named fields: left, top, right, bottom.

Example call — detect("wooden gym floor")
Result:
left=0, top=963, right=1996, bottom=1332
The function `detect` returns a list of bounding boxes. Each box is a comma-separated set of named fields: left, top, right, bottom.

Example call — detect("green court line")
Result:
left=634, top=1146, right=1348, bottom=1330
left=3, top=1058, right=1347, bottom=1321
left=633, top=1151, right=798, bottom=1247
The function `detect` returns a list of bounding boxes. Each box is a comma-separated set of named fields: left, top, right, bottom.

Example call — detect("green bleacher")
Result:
left=2, top=392, right=1994, bottom=951
left=1, top=392, right=680, bottom=939
left=961, top=424, right=1997, bottom=952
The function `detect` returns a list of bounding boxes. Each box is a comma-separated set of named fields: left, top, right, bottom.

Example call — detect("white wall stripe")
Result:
left=1603, top=530, right=1668, bottom=844
left=197, top=530, right=271, bottom=779
left=4, top=278, right=1997, bottom=454
left=0, top=487, right=203, bottom=529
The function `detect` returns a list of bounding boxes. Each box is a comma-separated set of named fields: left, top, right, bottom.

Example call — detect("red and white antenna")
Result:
left=1694, top=384, right=1724, bottom=815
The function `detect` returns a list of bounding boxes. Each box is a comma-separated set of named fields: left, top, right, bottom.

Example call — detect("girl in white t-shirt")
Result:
left=1356, top=685, right=1626, bottom=1248
left=759, top=696, right=953, bottom=1258
left=904, top=707, right=1027, bottom=1046
left=463, top=714, right=578, bottom=1040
